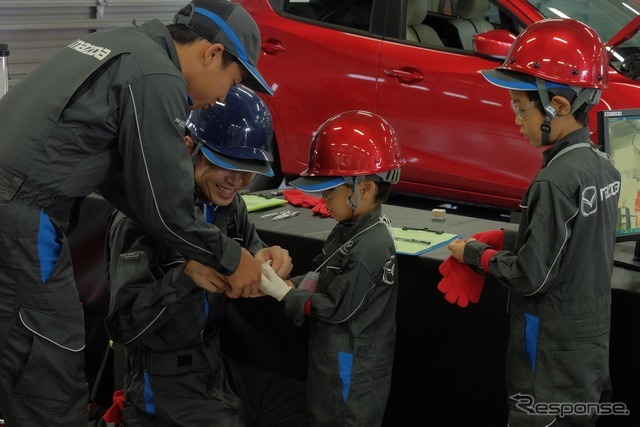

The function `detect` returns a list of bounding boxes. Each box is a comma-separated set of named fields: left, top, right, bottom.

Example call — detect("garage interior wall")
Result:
left=0, top=0, right=185, bottom=89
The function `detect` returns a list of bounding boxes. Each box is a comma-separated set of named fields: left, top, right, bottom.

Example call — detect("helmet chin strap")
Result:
left=346, top=196, right=357, bottom=210
left=535, top=78, right=602, bottom=146
left=536, top=78, right=556, bottom=146
left=191, top=140, right=203, bottom=166
left=345, top=176, right=364, bottom=222
left=570, top=86, right=601, bottom=114
left=191, top=140, right=207, bottom=203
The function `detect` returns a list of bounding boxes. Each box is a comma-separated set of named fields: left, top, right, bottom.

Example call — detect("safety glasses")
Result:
left=511, top=100, right=540, bottom=121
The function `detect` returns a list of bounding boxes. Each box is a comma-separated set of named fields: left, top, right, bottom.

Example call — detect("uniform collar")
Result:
left=542, top=127, right=591, bottom=167
left=139, top=20, right=182, bottom=73
left=336, top=204, right=383, bottom=235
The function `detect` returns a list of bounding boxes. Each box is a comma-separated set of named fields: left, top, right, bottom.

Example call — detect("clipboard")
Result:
left=392, top=227, right=461, bottom=256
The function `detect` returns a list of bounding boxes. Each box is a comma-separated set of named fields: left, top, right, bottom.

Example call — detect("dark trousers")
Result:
left=0, top=202, right=88, bottom=426
left=225, top=357, right=309, bottom=427
left=120, top=352, right=308, bottom=427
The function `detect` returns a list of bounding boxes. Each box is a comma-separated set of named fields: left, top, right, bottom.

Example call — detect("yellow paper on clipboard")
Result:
left=242, top=194, right=288, bottom=212
left=392, top=227, right=461, bottom=256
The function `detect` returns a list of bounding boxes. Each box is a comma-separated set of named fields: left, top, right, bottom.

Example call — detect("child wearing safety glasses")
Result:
left=448, top=19, right=620, bottom=427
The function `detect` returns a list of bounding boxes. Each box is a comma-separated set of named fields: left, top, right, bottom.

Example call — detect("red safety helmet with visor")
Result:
left=481, top=18, right=608, bottom=145
left=484, top=18, right=608, bottom=90
left=291, top=110, right=406, bottom=192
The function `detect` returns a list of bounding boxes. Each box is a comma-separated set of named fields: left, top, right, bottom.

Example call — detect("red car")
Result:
left=234, top=0, right=640, bottom=210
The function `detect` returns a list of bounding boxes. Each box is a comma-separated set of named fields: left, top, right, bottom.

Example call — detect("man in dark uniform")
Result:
left=105, top=86, right=308, bottom=426
left=0, top=0, right=272, bottom=425
left=448, top=19, right=620, bottom=426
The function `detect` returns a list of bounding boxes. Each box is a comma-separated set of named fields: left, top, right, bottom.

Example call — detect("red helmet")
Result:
left=482, top=18, right=607, bottom=90
left=291, top=111, right=405, bottom=192
left=304, top=110, right=404, bottom=175
left=482, top=18, right=607, bottom=146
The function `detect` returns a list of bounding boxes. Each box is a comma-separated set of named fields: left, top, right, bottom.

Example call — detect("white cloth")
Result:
left=260, top=262, right=292, bottom=301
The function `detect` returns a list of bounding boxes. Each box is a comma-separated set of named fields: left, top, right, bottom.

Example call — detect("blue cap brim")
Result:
left=290, top=176, right=345, bottom=192
left=201, top=146, right=274, bottom=177
left=481, top=69, right=570, bottom=91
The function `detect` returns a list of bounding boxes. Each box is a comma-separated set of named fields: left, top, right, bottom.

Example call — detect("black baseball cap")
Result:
left=174, top=0, right=273, bottom=95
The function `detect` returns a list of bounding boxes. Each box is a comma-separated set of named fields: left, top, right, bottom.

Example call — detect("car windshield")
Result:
left=528, top=0, right=640, bottom=80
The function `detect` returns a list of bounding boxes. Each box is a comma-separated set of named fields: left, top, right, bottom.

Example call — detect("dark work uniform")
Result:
left=283, top=205, right=398, bottom=427
left=463, top=128, right=621, bottom=427
left=0, top=20, right=242, bottom=426
left=106, top=196, right=308, bottom=426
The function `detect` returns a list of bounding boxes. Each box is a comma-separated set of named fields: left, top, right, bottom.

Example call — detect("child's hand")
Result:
left=447, top=239, right=467, bottom=263
left=259, top=262, right=293, bottom=301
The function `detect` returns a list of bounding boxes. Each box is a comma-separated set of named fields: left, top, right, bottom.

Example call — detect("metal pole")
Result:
left=0, top=43, right=10, bottom=98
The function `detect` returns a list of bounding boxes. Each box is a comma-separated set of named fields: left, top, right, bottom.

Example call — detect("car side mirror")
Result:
left=474, top=29, right=518, bottom=59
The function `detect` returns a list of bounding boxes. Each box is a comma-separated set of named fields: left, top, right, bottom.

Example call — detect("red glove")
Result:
left=102, top=390, right=125, bottom=424
left=283, top=189, right=320, bottom=208
left=436, top=229, right=505, bottom=307
left=311, top=198, right=331, bottom=217
left=437, top=257, right=484, bottom=308
left=471, top=229, right=505, bottom=251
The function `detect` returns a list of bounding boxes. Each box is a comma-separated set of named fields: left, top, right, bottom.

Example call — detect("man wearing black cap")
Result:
left=0, top=1, right=272, bottom=425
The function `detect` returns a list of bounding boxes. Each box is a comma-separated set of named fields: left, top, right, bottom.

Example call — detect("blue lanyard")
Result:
left=204, top=204, right=216, bottom=224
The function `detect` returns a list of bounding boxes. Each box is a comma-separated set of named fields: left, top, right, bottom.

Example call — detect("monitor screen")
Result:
left=597, top=108, right=640, bottom=243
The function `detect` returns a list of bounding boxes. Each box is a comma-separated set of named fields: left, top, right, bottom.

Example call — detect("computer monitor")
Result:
left=597, top=108, right=640, bottom=268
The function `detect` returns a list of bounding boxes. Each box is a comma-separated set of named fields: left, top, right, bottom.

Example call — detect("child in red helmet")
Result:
left=260, top=110, right=405, bottom=426
left=448, top=19, right=621, bottom=426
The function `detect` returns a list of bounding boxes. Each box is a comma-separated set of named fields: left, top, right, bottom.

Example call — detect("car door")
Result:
left=377, top=0, right=540, bottom=208
left=239, top=0, right=382, bottom=172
